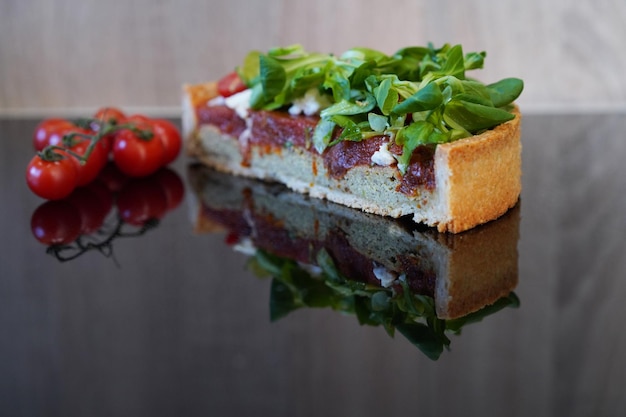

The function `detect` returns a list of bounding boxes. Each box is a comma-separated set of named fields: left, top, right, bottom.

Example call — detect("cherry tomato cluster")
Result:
left=26, top=107, right=182, bottom=200
left=31, top=163, right=185, bottom=250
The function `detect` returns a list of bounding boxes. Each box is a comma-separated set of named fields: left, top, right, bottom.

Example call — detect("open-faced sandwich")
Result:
left=188, top=164, right=520, bottom=358
left=183, top=44, right=523, bottom=233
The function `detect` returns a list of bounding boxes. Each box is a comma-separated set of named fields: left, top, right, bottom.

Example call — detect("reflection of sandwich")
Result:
left=188, top=164, right=520, bottom=359
left=183, top=44, right=523, bottom=233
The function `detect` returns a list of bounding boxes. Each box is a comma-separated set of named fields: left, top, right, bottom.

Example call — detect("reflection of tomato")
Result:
left=85, top=180, right=114, bottom=215
left=67, top=185, right=113, bottom=234
left=26, top=152, right=78, bottom=200
left=116, top=177, right=168, bottom=225
left=33, top=119, right=75, bottom=151
left=113, top=122, right=164, bottom=177
left=154, top=168, right=185, bottom=211
left=97, top=161, right=129, bottom=192
left=31, top=200, right=82, bottom=245
left=224, top=231, right=240, bottom=246
left=150, top=119, right=182, bottom=165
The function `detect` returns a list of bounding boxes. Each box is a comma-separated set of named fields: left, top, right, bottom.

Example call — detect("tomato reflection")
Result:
left=30, top=166, right=185, bottom=261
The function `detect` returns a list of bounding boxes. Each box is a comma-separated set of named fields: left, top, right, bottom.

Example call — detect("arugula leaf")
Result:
left=464, top=51, right=486, bottom=71
left=324, top=65, right=353, bottom=102
left=329, top=115, right=362, bottom=143
left=248, top=84, right=266, bottom=110
left=374, top=77, right=398, bottom=115
left=290, top=68, right=327, bottom=99
left=267, top=44, right=307, bottom=57
left=371, top=291, right=391, bottom=311
left=394, top=121, right=448, bottom=173
left=459, top=80, right=492, bottom=103
left=350, top=61, right=377, bottom=89
left=248, top=248, right=519, bottom=360
left=270, top=278, right=300, bottom=321
left=341, top=47, right=389, bottom=63
left=320, top=93, right=376, bottom=117
left=312, top=118, right=336, bottom=154
left=439, top=44, right=466, bottom=79
left=487, top=78, right=524, bottom=107
left=391, top=82, right=443, bottom=115
left=393, top=46, right=430, bottom=79
left=240, top=43, right=523, bottom=168
left=368, top=113, right=388, bottom=132
left=396, top=322, right=447, bottom=360
left=444, top=98, right=516, bottom=132
left=259, top=55, right=287, bottom=100
left=238, top=50, right=261, bottom=84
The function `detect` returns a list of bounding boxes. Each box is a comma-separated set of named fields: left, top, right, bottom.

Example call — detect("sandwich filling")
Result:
left=192, top=43, right=522, bottom=195
left=195, top=102, right=436, bottom=195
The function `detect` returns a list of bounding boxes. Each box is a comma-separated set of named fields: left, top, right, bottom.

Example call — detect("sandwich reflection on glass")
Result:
left=188, top=164, right=519, bottom=360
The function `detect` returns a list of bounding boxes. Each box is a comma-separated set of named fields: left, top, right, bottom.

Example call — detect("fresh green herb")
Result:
left=237, top=43, right=523, bottom=171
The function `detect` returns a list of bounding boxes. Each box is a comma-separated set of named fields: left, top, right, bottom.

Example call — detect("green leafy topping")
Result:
left=395, top=121, right=449, bottom=174
left=237, top=43, right=523, bottom=164
left=487, top=78, right=525, bottom=108
left=246, top=248, right=519, bottom=360
left=391, top=81, right=443, bottom=115
left=368, top=113, right=388, bottom=132
left=259, top=55, right=287, bottom=100
left=312, top=118, right=336, bottom=154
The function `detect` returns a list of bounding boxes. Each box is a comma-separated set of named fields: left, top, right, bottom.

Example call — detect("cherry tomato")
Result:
left=91, top=108, right=127, bottom=149
left=67, top=138, right=110, bottom=186
left=33, top=119, right=75, bottom=151
left=116, top=177, right=168, bottom=225
left=154, top=168, right=185, bottom=211
left=126, top=114, right=151, bottom=123
left=31, top=200, right=82, bottom=245
left=217, top=71, right=247, bottom=97
left=26, top=152, right=78, bottom=200
left=93, top=107, right=127, bottom=126
left=112, top=122, right=164, bottom=177
left=224, top=231, right=240, bottom=246
left=150, top=119, right=182, bottom=165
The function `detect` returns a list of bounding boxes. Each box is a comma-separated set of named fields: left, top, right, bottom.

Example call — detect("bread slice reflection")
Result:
left=188, top=164, right=519, bottom=321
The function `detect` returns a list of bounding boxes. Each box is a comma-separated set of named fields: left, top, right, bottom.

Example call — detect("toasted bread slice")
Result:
left=183, top=82, right=521, bottom=233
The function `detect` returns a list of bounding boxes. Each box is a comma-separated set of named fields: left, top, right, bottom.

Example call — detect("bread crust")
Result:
left=435, top=107, right=521, bottom=233
left=182, top=82, right=522, bottom=233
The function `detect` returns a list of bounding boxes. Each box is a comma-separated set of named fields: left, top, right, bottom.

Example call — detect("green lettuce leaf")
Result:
left=238, top=43, right=523, bottom=168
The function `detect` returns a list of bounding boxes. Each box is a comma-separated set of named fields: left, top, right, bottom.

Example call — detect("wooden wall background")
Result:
left=1, top=0, right=625, bottom=115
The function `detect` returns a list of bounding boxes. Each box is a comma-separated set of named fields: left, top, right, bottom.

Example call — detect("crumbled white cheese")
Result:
left=371, top=141, right=396, bottom=166
left=288, top=88, right=331, bottom=116
left=239, top=119, right=252, bottom=150
left=373, top=264, right=397, bottom=288
left=232, top=237, right=257, bottom=256
left=207, top=96, right=226, bottom=106
left=224, top=89, right=253, bottom=119
left=298, top=263, right=323, bottom=277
